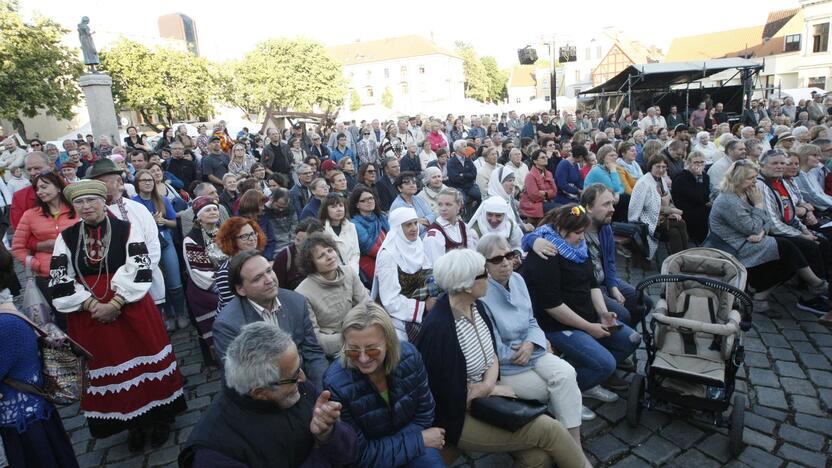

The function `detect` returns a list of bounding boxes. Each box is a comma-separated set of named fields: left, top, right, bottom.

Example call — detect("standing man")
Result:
left=212, top=251, right=329, bottom=387
left=202, top=136, right=231, bottom=191
left=714, top=103, right=729, bottom=124
left=308, top=133, right=331, bottom=161
left=666, top=106, right=684, bottom=130
left=166, top=141, right=197, bottom=190
left=689, top=102, right=708, bottom=130
left=261, top=128, right=292, bottom=181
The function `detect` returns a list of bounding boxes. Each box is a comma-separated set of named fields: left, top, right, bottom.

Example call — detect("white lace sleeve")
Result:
left=49, top=234, right=90, bottom=313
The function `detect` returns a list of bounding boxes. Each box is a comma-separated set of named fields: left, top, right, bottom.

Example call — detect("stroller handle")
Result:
left=635, top=274, right=753, bottom=331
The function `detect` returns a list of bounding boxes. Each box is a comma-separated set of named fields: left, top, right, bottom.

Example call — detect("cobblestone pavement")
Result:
left=21, top=254, right=832, bottom=467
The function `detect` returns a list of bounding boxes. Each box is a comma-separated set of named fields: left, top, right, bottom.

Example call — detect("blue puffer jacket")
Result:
left=323, top=341, right=435, bottom=468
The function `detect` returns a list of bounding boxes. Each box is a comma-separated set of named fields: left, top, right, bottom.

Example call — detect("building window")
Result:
left=784, top=34, right=801, bottom=52
left=401, top=82, right=409, bottom=95
left=400, top=66, right=408, bottom=77
left=809, top=76, right=827, bottom=89
left=585, top=48, right=591, bottom=60
left=366, top=87, right=374, bottom=98
left=596, top=46, right=602, bottom=59
left=813, top=23, right=829, bottom=53
left=384, top=68, right=389, bottom=78
left=516, top=97, right=521, bottom=103
left=545, top=96, right=551, bottom=102
left=419, top=65, right=425, bottom=74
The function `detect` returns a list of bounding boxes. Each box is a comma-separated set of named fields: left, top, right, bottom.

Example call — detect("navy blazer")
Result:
left=446, top=155, right=476, bottom=191
left=213, top=289, right=328, bottom=388
left=415, top=294, right=498, bottom=445
left=323, top=342, right=435, bottom=467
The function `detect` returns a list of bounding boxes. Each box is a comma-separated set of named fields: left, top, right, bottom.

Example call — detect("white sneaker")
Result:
left=581, top=405, right=597, bottom=421
left=582, top=385, right=619, bottom=403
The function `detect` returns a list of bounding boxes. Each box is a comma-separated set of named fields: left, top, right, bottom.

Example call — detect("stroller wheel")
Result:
left=626, top=374, right=645, bottom=428
left=729, top=394, right=746, bottom=457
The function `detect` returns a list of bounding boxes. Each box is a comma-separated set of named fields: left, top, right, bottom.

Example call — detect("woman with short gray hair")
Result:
left=418, top=249, right=589, bottom=468
left=416, top=166, right=447, bottom=217
left=476, top=234, right=588, bottom=449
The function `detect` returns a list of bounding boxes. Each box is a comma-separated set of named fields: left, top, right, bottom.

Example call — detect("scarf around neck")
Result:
left=537, top=224, right=588, bottom=263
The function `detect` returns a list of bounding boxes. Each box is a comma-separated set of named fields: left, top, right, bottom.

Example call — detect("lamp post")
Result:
left=548, top=38, right=558, bottom=114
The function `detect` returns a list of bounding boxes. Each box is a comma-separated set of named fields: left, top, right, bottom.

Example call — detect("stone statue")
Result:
left=77, top=16, right=99, bottom=71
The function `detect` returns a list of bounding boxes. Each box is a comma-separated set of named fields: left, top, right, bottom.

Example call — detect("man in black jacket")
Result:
left=181, top=322, right=356, bottom=468
left=165, top=141, right=196, bottom=190
left=262, top=128, right=293, bottom=182
left=446, top=139, right=480, bottom=208
left=376, top=157, right=400, bottom=212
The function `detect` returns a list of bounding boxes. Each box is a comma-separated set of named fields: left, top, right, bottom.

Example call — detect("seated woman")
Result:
left=467, top=196, right=524, bottom=253
left=372, top=207, right=435, bottom=343
left=218, top=173, right=239, bottom=216
left=417, top=248, right=589, bottom=468
left=350, top=186, right=389, bottom=286
left=475, top=147, right=502, bottom=196
left=212, top=217, right=268, bottom=311
left=273, top=218, right=325, bottom=291
left=323, top=302, right=445, bottom=468
left=629, top=155, right=689, bottom=259
left=709, top=160, right=830, bottom=321
left=476, top=234, right=588, bottom=448
left=338, top=157, right=357, bottom=191
left=554, top=145, right=586, bottom=204
left=584, top=145, right=629, bottom=222
left=182, top=196, right=224, bottom=366
left=299, top=178, right=330, bottom=220
left=795, top=144, right=832, bottom=213
left=671, top=151, right=711, bottom=244
left=237, top=189, right=278, bottom=261
left=0, top=243, right=80, bottom=468
left=390, top=172, right=435, bottom=237
left=616, top=141, right=643, bottom=181
left=320, top=193, right=360, bottom=274
left=522, top=204, right=641, bottom=403
left=416, top=167, right=448, bottom=218
left=424, top=188, right=472, bottom=266
left=520, top=149, right=557, bottom=223
left=488, top=166, right=534, bottom=232
left=296, top=233, right=369, bottom=359
left=263, top=187, right=297, bottom=250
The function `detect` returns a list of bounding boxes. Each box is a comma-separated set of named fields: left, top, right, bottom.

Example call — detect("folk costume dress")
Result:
left=49, top=214, right=186, bottom=438
left=183, top=225, right=221, bottom=367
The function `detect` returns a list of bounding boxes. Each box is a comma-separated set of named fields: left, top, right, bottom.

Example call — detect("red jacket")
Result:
left=10, top=185, right=37, bottom=230
left=520, top=168, right=557, bottom=218
left=12, top=204, right=79, bottom=277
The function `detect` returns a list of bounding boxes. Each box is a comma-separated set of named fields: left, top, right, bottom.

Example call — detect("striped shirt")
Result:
left=455, top=305, right=496, bottom=383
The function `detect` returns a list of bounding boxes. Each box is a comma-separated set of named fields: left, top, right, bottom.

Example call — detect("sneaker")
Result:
left=617, top=356, right=635, bottom=372
left=808, top=280, right=830, bottom=297
left=127, top=427, right=145, bottom=452
left=582, top=385, right=619, bottom=403
left=797, top=296, right=830, bottom=316
left=164, top=318, right=176, bottom=332
left=581, top=405, right=597, bottom=421
left=149, top=423, right=170, bottom=449
left=176, top=316, right=190, bottom=330
left=604, top=374, right=629, bottom=391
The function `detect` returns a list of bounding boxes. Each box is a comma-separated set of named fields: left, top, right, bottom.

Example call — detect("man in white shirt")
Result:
left=639, top=107, right=662, bottom=131
left=707, top=139, right=745, bottom=199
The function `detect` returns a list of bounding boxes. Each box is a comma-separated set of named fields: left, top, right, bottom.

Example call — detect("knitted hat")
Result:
left=63, top=179, right=107, bottom=202
left=192, top=196, right=219, bottom=218
left=320, top=159, right=338, bottom=172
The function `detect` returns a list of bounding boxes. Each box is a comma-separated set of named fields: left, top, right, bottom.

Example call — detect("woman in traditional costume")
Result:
left=49, top=180, right=186, bottom=452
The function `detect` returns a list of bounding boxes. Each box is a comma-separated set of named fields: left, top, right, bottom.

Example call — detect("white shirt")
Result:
left=108, top=197, right=165, bottom=303
left=424, top=218, right=468, bottom=266
left=247, top=298, right=282, bottom=326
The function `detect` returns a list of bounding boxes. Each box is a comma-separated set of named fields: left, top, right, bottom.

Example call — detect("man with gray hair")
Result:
left=180, top=182, right=230, bottom=235
left=708, top=139, right=745, bottom=198
left=181, top=322, right=356, bottom=468
left=447, top=139, right=480, bottom=208
left=289, top=163, right=314, bottom=214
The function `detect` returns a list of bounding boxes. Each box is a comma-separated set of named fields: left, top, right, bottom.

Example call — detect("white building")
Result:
left=328, top=35, right=465, bottom=117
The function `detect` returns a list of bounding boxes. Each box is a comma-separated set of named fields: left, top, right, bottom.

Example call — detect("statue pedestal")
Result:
left=80, top=73, right=119, bottom=144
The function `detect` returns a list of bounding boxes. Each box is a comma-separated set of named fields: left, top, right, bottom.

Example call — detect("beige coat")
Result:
left=296, top=267, right=370, bottom=357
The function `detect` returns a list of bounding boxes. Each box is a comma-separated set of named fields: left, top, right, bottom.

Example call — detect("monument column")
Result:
left=80, top=73, right=119, bottom=144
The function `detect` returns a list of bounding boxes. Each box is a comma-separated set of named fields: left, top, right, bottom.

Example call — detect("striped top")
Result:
left=455, top=304, right=496, bottom=383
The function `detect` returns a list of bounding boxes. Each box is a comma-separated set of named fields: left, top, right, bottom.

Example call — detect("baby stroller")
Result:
left=629, top=248, right=752, bottom=457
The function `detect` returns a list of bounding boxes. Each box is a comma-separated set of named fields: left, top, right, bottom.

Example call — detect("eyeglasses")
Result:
left=344, top=346, right=384, bottom=361
left=358, top=196, right=375, bottom=203
left=269, top=356, right=304, bottom=386
left=30, top=143, right=42, bottom=148
left=236, top=231, right=257, bottom=241
left=486, top=251, right=519, bottom=264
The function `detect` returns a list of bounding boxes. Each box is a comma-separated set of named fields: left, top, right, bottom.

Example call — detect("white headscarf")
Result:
left=487, top=165, right=516, bottom=201
left=380, top=207, right=426, bottom=273
left=467, top=196, right=512, bottom=239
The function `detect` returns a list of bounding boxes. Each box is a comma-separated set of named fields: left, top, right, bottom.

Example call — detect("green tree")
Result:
left=381, top=87, right=393, bottom=109
left=99, top=39, right=217, bottom=127
left=481, top=56, right=508, bottom=103
left=455, top=42, right=489, bottom=102
left=0, top=1, right=83, bottom=137
left=226, top=38, right=346, bottom=115
left=349, top=89, right=362, bottom=112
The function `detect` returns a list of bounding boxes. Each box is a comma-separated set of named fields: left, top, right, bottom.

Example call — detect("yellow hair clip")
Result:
left=570, top=205, right=586, bottom=216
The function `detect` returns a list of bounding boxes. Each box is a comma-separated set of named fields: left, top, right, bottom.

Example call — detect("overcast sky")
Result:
left=22, top=0, right=798, bottom=66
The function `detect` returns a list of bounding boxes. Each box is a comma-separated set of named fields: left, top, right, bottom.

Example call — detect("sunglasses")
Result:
left=475, top=271, right=488, bottom=280
left=344, top=346, right=384, bottom=360
left=486, top=251, right=519, bottom=264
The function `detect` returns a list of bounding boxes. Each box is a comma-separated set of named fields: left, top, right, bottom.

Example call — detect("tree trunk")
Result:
left=139, top=109, right=163, bottom=133
left=11, top=118, right=27, bottom=141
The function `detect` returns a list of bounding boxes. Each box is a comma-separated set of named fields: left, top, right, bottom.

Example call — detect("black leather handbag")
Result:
left=470, top=396, right=548, bottom=432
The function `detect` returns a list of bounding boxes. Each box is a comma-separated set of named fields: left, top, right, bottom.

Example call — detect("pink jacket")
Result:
left=12, top=205, right=79, bottom=277
left=520, top=168, right=557, bottom=218
left=427, top=131, right=448, bottom=152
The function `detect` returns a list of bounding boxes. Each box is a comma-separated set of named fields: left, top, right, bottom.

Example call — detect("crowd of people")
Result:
left=2, top=91, right=832, bottom=466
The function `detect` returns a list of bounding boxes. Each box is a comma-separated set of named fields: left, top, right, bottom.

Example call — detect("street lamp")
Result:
left=518, top=42, right=563, bottom=114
